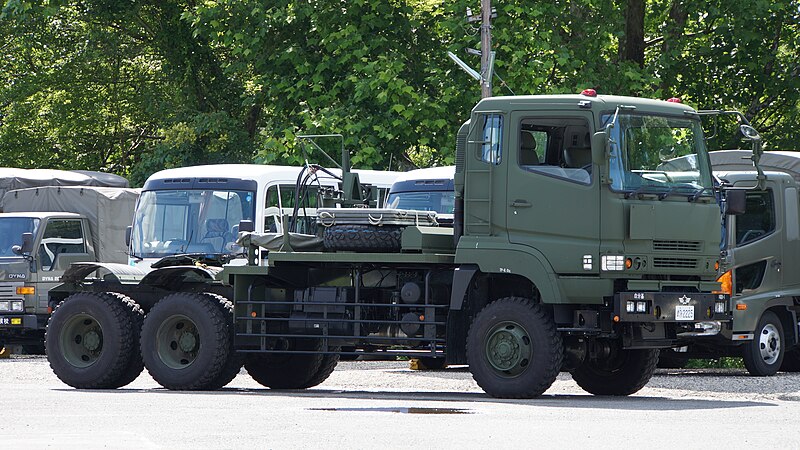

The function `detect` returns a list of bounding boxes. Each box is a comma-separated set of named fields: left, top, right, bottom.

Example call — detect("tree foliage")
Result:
left=0, top=0, right=798, bottom=184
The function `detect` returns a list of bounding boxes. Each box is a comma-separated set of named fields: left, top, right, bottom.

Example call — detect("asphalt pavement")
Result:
left=1, top=356, right=798, bottom=449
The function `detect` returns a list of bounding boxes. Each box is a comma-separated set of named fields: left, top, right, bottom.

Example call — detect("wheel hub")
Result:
left=759, top=324, right=781, bottom=365
left=83, top=330, right=101, bottom=352
left=178, top=331, right=198, bottom=353
left=485, top=322, right=531, bottom=377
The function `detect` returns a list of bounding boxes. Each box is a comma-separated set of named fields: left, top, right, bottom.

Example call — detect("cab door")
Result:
left=728, top=189, right=781, bottom=294
left=505, top=110, right=600, bottom=275
left=34, top=218, right=93, bottom=312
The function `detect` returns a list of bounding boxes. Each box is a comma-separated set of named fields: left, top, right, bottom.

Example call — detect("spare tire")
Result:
left=323, top=225, right=402, bottom=252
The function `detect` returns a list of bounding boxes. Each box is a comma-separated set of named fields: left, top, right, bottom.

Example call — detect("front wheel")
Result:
left=570, top=345, right=659, bottom=396
left=742, top=311, right=784, bottom=376
left=467, top=297, right=563, bottom=399
left=140, top=293, right=231, bottom=390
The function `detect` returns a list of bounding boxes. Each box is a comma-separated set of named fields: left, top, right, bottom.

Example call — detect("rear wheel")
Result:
left=203, top=293, right=244, bottom=390
left=46, top=292, right=137, bottom=389
left=105, top=294, right=145, bottom=388
left=141, top=293, right=230, bottom=390
left=467, top=297, right=563, bottom=399
left=656, top=348, right=690, bottom=369
left=245, top=339, right=337, bottom=389
left=780, top=347, right=800, bottom=372
left=742, top=311, right=784, bottom=376
left=570, top=345, right=659, bottom=396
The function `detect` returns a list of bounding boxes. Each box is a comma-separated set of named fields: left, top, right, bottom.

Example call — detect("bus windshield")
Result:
left=131, top=189, right=255, bottom=258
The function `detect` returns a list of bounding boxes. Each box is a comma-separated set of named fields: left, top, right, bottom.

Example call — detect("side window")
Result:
left=735, top=191, right=775, bottom=245
left=735, top=260, right=767, bottom=294
left=518, top=117, right=592, bottom=185
left=39, top=220, right=85, bottom=271
left=480, top=114, right=503, bottom=165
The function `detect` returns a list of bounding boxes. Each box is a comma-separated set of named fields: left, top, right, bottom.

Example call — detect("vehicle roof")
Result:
left=708, top=150, right=800, bottom=183
left=146, top=164, right=400, bottom=189
left=474, top=94, right=697, bottom=115
left=0, top=211, right=82, bottom=219
left=392, top=166, right=455, bottom=183
left=715, top=170, right=795, bottom=186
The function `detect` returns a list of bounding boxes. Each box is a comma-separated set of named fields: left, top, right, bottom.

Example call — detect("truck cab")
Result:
left=386, top=166, right=455, bottom=225
left=0, top=212, right=95, bottom=350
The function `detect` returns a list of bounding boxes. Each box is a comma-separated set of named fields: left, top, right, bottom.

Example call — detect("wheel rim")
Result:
left=60, top=313, right=104, bottom=368
left=155, top=314, right=201, bottom=370
left=758, top=323, right=781, bottom=365
left=484, top=321, right=532, bottom=377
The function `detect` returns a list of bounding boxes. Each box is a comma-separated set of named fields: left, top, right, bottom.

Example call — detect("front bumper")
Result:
left=616, top=292, right=732, bottom=324
left=0, top=314, right=41, bottom=331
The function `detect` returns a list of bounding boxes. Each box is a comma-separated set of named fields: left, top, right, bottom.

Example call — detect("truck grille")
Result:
left=653, top=240, right=701, bottom=252
left=0, top=284, right=21, bottom=299
left=653, top=257, right=697, bottom=269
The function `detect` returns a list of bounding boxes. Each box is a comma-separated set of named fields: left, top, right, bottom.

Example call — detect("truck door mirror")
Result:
left=592, top=130, right=610, bottom=185
left=125, top=226, right=132, bottom=247
left=239, top=220, right=255, bottom=233
left=13, top=232, right=34, bottom=255
left=725, top=190, right=746, bottom=215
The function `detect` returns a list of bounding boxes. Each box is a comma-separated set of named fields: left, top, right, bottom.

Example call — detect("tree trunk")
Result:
left=620, top=0, right=645, bottom=66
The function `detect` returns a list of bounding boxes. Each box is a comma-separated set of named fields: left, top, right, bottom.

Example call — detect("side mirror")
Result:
left=592, top=130, right=610, bottom=184
left=725, top=190, right=746, bottom=215
left=739, top=124, right=761, bottom=141
left=13, top=232, right=34, bottom=255
left=125, top=226, right=132, bottom=247
left=239, top=220, right=255, bottom=233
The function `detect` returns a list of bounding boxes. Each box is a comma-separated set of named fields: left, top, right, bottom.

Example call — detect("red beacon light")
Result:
left=581, top=88, right=597, bottom=97
left=666, top=97, right=682, bottom=103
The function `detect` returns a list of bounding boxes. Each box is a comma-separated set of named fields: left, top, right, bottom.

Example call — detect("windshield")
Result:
left=605, top=113, right=714, bottom=196
left=131, top=189, right=255, bottom=258
left=0, top=217, right=40, bottom=257
left=386, top=191, right=455, bottom=214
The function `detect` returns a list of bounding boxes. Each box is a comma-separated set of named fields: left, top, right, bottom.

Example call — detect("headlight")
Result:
left=10, top=300, right=23, bottom=312
left=601, top=255, right=625, bottom=271
left=636, top=301, right=648, bottom=313
left=626, top=301, right=635, bottom=313
left=0, top=301, right=9, bottom=311
left=714, top=302, right=726, bottom=314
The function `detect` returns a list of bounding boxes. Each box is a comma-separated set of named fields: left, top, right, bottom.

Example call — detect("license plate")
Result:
left=675, top=305, right=695, bottom=321
left=0, top=317, right=21, bottom=326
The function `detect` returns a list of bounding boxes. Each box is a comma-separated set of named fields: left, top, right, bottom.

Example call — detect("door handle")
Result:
left=510, top=200, right=532, bottom=208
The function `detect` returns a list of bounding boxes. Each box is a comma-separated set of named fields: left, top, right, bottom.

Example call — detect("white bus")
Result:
left=129, top=164, right=399, bottom=268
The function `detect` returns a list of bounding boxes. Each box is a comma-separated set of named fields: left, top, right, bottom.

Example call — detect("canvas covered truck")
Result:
left=0, top=186, right=139, bottom=352
left=45, top=92, right=750, bottom=398
left=0, top=168, right=128, bottom=205
left=656, top=150, right=800, bottom=375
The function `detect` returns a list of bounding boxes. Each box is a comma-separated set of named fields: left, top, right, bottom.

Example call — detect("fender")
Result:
left=139, top=265, right=223, bottom=290
left=61, top=262, right=149, bottom=283
left=732, top=291, right=799, bottom=342
left=454, top=240, right=561, bottom=306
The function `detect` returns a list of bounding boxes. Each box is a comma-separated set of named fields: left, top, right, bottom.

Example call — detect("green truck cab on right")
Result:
left=663, top=150, right=800, bottom=375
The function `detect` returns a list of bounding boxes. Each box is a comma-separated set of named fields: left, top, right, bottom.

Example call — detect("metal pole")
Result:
left=480, top=0, right=492, bottom=98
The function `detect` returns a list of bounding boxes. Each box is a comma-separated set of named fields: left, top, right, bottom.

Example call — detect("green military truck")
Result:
left=658, top=150, right=800, bottom=375
left=45, top=92, right=749, bottom=398
left=0, top=186, right=139, bottom=353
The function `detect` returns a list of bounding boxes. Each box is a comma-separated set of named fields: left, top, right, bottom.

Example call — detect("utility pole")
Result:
left=480, top=0, right=492, bottom=98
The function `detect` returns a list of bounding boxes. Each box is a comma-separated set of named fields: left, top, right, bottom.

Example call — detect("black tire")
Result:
left=22, top=343, right=46, bottom=355
left=742, top=311, right=784, bottom=376
left=780, top=346, right=800, bottom=372
left=140, top=292, right=231, bottom=390
left=304, top=350, right=341, bottom=388
left=203, top=293, right=244, bottom=390
left=245, top=339, right=331, bottom=389
left=46, top=292, right=137, bottom=389
left=656, top=348, right=690, bottom=369
left=467, top=297, right=563, bottom=399
left=323, top=225, right=402, bottom=252
left=570, top=346, right=659, bottom=396
left=105, top=293, right=145, bottom=388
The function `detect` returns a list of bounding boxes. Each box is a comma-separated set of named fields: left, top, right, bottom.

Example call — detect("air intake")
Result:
left=653, top=258, right=697, bottom=269
left=653, top=240, right=702, bottom=252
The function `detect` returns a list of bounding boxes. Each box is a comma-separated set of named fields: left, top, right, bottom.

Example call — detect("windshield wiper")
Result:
left=689, top=187, right=714, bottom=202
left=127, top=252, right=143, bottom=262
left=625, top=185, right=664, bottom=199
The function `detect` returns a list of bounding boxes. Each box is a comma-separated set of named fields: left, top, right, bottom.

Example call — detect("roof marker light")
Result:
left=666, top=97, right=682, bottom=103
left=581, top=88, right=597, bottom=97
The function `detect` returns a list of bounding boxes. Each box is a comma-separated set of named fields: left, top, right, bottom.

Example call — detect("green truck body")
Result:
left=44, top=93, right=748, bottom=398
